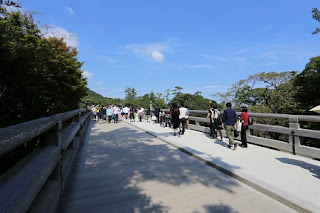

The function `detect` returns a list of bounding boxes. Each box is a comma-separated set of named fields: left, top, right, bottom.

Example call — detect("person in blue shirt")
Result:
left=222, top=102, right=237, bottom=150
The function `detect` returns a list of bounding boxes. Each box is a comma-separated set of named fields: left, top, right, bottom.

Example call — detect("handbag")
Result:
left=152, top=115, right=157, bottom=121
left=234, top=130, right=239, bottom=138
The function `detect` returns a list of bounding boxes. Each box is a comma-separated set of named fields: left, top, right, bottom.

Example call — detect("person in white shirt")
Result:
left=123, top=106, right=129, bottom=119
left=179, top=104, right=188, bottom=135
left=137, top=106, right=144, bottom=122
left=113, top=105, right=120, bottom=123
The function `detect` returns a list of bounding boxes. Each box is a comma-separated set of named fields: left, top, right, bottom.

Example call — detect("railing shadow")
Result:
left=59, top=122, right=242, bottom=212
left=276, top=157, right=320, bottom=179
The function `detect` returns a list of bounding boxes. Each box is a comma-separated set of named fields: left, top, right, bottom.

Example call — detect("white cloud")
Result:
left=151, top=51, right=164, bottom=62
left=189, top=64, right=214, bottom=68
left=82, top=71, right=93, bottom=79
left=97, top=56, right=119, bottom=63
left=42, top=25, right=79, bottom=48
left=65, top=6, right=75, bottom=15
left=125, top=42, right=171, bottom=62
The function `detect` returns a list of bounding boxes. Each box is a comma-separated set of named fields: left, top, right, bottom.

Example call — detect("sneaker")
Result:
left=227, top=145, right=232, bottom=149
left=233, top=144, right=238, bottom=151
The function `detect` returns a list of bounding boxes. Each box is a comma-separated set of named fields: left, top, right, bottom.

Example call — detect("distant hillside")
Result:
left=81, top=89, right=113, bottom=106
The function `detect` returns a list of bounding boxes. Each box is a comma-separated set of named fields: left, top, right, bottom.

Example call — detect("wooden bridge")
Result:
left=0, top=109, right=320, bottom=212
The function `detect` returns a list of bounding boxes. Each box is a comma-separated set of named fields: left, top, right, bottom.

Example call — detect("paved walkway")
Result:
left=126, top=120, right=320, bottom=213
left=58, top=121, right=298, bottom=213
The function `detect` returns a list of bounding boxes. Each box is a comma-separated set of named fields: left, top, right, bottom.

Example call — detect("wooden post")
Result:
left=288, top=116, right=300, bottom=155
left=42, top=121, right=62, bottom=147
left=42, top=121, right=62, bottom=181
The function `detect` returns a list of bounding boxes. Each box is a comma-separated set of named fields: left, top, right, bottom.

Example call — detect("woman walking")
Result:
left=240, top=106, right=249, bottom=148
left=205, top=104, right=223, bottom=141
left=171, top=104, right=180, bottom=136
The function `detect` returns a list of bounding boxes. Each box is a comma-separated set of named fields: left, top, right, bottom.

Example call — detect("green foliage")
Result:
left=312, top=8, right=320, bottom=34
left=81, top=89, right=113, bottom=106
left=171, top=91, right=215, bottom=110
left=218, top=71, right=297, bottom=113
left=0, top=8, right=87, bottom=128
left=294, top=56, right=320, bottom=112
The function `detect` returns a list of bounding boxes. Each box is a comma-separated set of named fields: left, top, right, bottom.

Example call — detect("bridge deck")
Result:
left=58, top=120, right=317, bottom=213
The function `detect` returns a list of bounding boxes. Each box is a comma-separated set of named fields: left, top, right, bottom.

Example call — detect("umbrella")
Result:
left=309, top=105, right=320, bottom=114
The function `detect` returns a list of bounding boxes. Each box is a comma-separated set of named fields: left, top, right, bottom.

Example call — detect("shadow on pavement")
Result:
left=276, top=157, right=320, bottom=179
left=59, top=121, right=242, bottom=212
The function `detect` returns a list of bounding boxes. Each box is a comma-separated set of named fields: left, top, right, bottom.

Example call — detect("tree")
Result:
left=294, top=56, right=320, bottom=111
left=218, top=71, right=297, bottom=113
left=124, top=87, right=137, bottom=106
left=0, top=8, right=87, bottom=127
left=172, top=86, right=183, bottom=96
left=312, top=8, right=320, bottom=34
left=163, top=89, right=171, bottom=104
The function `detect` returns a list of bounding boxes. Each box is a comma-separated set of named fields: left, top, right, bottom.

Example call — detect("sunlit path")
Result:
left=58, top=121, right=296, bottom=213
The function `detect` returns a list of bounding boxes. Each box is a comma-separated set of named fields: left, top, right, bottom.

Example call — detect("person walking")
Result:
left=113, top=104, right=120, bottom=123
left=123, top=106, right=129, bottom=119
left=91, top=105, right=97, bottom=121
left=155, top=105, right=161, bottom=123
left=185, top=105, right=190, bottom=130
left=179, top=104, right=188, bottom=135
left=106, top=106, right=113, bottom=123
left=205, top=104, right=223, bottom=141
left=240, top=106, right=249, bottom=148
left=145, top=107, right=151, bottom=122
left=99, top=106, right=106, bottom=124
left=222, top=102, right=237, bottom=150
left=171, top=104, right=180, bottom=136
left=138, top=106, right=144, bottom=122
left=130, top=106, right=136, bottom=122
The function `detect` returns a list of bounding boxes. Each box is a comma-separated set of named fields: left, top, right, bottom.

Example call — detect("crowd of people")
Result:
left=90, top=102, right=250, bottom=151
left=91, top=104, right=160, bottom=124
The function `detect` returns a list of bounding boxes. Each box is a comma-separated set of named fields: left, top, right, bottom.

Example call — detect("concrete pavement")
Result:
left=126, top=120, right=320, bottom=213
left=58, top=120, right=298, bottom=213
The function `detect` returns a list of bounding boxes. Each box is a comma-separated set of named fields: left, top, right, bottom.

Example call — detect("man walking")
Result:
left=113, top=104, right=120, bottom=123
left=222, top=102, right=237, bottom=150
left=179, top=104, right=188, bottom=135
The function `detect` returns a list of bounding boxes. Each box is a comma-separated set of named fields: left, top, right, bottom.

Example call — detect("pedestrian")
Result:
left=91, top=105, right=97, bottom=121
left=222, top=102, right=237, bottom=150
left=145, top=107, right=151, bottom=122
left=130, top=106, right=136, bottom=122
left=240, top=106, right=249, bottom=148
left=99, top=106, right=106, bottom=124
left=185, top=105, right=190, bottom=129
left=171, top=104, right=180, bottom=136
left=155, top=105, right=161, bottom=123
left=106, top=106, right=113, bottom=123
left=113, top=104, right=120, bottom=123
left=205, top=104, right=223, bottom=141
left=123, top=106, right=129, bottom=119
left=179, top=104, right=188, bottom=135
left=138, top=106, right=144, bottom=122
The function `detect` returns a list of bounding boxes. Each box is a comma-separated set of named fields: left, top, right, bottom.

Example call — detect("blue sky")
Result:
left=23, top=0, right=320, bottom=101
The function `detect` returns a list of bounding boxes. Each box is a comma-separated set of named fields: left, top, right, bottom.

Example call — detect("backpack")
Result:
left=217, top=115, right=223, bottom=125
left=211, top=109, right=222, bottom=125
left=248, top=116, right=253, bottom=125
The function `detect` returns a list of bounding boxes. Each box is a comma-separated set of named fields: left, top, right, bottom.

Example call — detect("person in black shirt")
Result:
left=155, top=105, right=161, bottom=123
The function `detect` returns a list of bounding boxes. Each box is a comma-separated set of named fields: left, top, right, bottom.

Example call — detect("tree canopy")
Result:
left=0, top=7, right=87, bottom=127
left=218, top=71, right=297, bottom=114
left=294, top=56, right=320, bottom=112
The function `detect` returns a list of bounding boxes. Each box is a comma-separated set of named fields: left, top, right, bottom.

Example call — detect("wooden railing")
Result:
left=0, top=108, right=91, bottom=213
left=160, top=109, right=320, bottom=159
